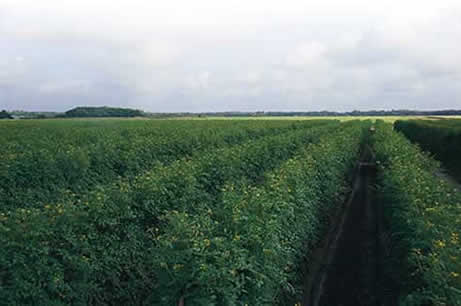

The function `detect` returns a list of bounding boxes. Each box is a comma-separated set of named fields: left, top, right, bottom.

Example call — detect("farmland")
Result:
left=1, top=118, right=460, bottom=305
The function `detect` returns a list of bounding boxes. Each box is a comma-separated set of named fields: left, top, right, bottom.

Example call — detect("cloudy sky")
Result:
left=1, top=0, right=461, bottom=112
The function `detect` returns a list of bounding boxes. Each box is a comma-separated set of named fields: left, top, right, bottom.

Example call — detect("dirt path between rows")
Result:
left=303, top=146, right=381, bottom=306
left=302, top=143, right=461, bottom=306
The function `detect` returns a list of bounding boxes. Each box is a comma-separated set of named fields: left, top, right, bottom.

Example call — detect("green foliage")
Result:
left=395, top=119, right=461, bottom=181
left=3, top=117, right=459, bottom=305
left=0, top=119, right=331, bottom=210
left=149, top=121, right=368, bottom=305
left=373, top=121, right=461, bottom=305
left=64, top=106, right=144, bottom=118
left=0, top=119, right=350, bottom=305
left=0, top=110, right=13, bottom=119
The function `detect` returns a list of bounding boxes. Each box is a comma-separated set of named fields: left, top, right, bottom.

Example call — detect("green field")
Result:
left=1, top=118, right=460, bottom=305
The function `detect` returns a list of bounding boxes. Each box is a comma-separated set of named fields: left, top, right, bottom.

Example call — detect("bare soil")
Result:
left=303, top=147, right=382, bottom=306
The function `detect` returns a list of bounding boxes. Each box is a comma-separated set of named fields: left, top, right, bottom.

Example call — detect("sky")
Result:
left=1, top=0, right=461, bottom=112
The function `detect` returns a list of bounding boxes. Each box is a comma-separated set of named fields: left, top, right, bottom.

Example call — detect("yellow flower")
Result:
left=450, top=272, right=459, bottom=278
left=434, top=240, right=446, bottom=248
left=173, top=264, right=184, bottom=270
left=450, top=233, right=459, bottom=244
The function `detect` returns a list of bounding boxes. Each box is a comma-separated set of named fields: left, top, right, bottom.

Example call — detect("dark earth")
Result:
left=303, top=146, right=384, bottom=306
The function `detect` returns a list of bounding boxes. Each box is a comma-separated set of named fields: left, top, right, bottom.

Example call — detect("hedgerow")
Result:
left=0, top=121, right=341, bottom=305
left=373, top=121, right=461, bottom=305
left=395, top=119, right=461, bottom=182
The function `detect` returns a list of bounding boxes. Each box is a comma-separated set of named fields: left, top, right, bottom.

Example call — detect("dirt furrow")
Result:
left=304, top=147, right=380, bottom=306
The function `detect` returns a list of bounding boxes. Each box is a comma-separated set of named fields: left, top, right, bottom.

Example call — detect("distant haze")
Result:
left=1, top=0, right=461, bottom=112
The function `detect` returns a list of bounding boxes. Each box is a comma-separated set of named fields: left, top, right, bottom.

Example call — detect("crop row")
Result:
left=0, top=121, right=343, bottom=304
left=149, top=120, right=369, bottom=305
left=0, top=119, right=333, bottom=210
left=394, top=119, right=461, bottom=181
left=373, top=121, right=461, bottom=305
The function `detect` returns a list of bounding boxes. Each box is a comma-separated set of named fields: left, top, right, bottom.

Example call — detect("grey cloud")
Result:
left=1, top=2, right=461, bottom=112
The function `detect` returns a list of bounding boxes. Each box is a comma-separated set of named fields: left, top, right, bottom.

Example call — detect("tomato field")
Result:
left=0, top=118, right=460, bottom=305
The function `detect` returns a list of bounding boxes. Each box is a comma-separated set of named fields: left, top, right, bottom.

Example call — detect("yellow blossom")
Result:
left=173, top=264, right=184, bottom=270
left=434, top=240, right=446, bottom=248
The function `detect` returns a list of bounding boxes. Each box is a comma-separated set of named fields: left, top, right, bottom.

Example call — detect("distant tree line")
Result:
left=147, top=109, right=461, bottom=118
left=5, top=107, right=461, bottom=119
left=62, top=106, right=145, bottom=118
left=9, top=111, right=60, bottom=119
left=0, top=110, right=13, bottom=119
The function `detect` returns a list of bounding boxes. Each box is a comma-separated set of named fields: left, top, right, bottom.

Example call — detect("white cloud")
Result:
left=142, top=42, right=181, bottom=67
left=2, top=0, right=461, bottom=111
left=185, top=72, right=211, bottom=90
left=285, top=42, right=328, bottom=69
left=237, top=71, right=262, bottom=84
left=38, top=80, right=91, bottom=94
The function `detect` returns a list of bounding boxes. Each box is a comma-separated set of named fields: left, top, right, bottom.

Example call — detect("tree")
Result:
left=64, top=106, right=144, bottom=118
left=0, top=110, right=13, bottom=119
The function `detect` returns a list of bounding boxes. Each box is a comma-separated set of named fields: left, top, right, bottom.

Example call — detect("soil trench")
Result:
left=304, top=147, right=380, bottom=306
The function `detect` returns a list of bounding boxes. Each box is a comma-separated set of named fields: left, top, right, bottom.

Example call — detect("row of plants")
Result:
left=0, top=122, right=341, bottom=304
left=373, top=121, right=461, bottom=305
left=149, top=120, right=370, bottom=305
left=394, top=119, right=461, bottom=181
left=1, top=119, right=331, bottom=210
left=404, top=118, right=461, bottom=129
